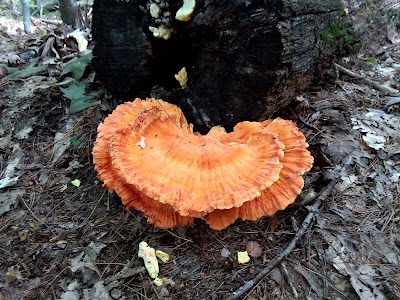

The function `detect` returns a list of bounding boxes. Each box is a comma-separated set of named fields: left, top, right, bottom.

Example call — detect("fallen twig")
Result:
left=224, top=181, right=335, bottom=300
left=334, top=63, right=400, bottom=96
left=31, top=16, right=63, bottom=26
left=281, top=262, right=298, bottom=299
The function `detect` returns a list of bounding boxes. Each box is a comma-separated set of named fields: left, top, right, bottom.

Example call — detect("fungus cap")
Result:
left=92, top=98, right=186, bottom=193
left=93, top=99, right=313, bottom=230
left=238, top=118, right=314, bottom=220
left=93, top=98, right=193, bottom=228
left=204, top=118, right=314, bottom=227
left=110, top=107, right=285, bottom=216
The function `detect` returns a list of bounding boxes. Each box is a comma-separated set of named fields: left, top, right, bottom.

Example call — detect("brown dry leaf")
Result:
left=270, top=215, right=279, bottom=232
left=69, top=242, right=106, bottom=277
left=18, top=230, right=28, bottom=242
left=49, top=230, right=69, bottom=242
left=0, top=189, right=24, bottom=216
left=4, top=266, right=23, bottom=285
left=246, top=241, right=263, bottom=258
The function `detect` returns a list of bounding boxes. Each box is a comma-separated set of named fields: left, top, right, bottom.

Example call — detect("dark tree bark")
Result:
left=59, top=0, right=77, bottom=27
left=92, top=0, right=356, bottom=133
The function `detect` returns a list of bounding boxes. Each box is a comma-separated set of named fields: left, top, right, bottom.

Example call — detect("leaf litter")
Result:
left=0, top=2, right=399, bottom=300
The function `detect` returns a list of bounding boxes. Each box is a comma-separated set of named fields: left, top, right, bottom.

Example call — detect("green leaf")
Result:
left=71, top=179, right=81, bottom=187
left=368, top=190, right=382, bottom=209
left=361, top=57, right=378, bottom=64
left=60, top=82, right=100, bottom=114
left=4, top=59, right=47, bottom=80
left=60, top=52, right=93, bottom=80
left=70, top=136, right=81, bottom=147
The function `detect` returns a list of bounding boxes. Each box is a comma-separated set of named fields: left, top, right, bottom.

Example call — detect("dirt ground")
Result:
left=0, top=2, right=399, bottom=300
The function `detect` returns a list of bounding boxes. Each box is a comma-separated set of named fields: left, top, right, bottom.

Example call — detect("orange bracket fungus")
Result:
left=93, top=98, right=313, bottom=230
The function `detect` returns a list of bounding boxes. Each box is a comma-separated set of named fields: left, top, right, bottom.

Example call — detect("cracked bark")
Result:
left=92, top=0, right=355, bottom=133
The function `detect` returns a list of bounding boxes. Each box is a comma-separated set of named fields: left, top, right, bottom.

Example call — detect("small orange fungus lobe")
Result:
left=204, top=208, right=238, bottom=231
left=124, top=190, right=194, bottom=229
left=92, top=98, right=313, bottom=230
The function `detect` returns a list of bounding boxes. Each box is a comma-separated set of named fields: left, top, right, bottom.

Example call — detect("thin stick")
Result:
left=224, top=181, right=335, bottom=300
left=165, top=229, right=194, bottom=243
left=281, top=262, right=298, bottom=299
left=334, top=63, right=399, bottom=95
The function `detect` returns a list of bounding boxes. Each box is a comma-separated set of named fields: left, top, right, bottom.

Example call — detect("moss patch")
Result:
left=321, top=20, right=359, bottom=55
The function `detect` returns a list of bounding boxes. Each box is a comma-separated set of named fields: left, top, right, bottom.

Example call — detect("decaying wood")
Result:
left=92, top=1, right=355, bottom=132
left=224, top=181, right=335, bottom=300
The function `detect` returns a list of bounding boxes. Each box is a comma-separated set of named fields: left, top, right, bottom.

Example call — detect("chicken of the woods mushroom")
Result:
left=93, top=98, right=313, bottom=230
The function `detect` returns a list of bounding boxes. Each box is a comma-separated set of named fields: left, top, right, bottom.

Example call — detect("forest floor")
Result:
left=0, top=4, right=399, bottom=300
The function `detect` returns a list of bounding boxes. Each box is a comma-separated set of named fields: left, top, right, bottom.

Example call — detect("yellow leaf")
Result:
left=71, top=179, right=81, bottom=187
left=237, top=251, right=250, bottom=264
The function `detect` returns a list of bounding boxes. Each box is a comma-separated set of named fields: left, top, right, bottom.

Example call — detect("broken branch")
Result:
left=334, top=63, right=399, bottom=96
left=224, top=181, right=335, bottom=300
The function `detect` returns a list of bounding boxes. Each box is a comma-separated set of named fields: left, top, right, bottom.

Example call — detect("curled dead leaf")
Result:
left=246, top=241, right=263, bottom=258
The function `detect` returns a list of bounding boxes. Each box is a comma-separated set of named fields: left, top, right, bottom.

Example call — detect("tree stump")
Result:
left=92, top=0, right=356, bottom=132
